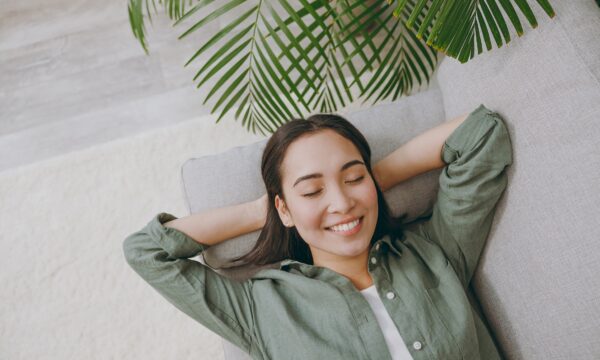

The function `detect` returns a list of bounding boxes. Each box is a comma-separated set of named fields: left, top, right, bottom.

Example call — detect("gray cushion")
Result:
left=435, top=1, right=600, bottom=359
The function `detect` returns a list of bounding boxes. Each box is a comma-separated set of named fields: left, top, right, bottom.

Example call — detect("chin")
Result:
left=338, top=238, right=372, bottom=255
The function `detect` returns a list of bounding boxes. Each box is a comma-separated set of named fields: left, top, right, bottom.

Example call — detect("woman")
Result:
left=123, top=104, right=513, bottom=360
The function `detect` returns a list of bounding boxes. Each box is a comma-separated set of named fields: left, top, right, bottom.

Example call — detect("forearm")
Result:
left=163, top=200, right=265, bottom=247
left=373, top=112, right=470, bottom=192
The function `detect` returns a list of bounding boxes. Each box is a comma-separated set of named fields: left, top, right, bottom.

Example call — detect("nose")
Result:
left=327, top=184, right=355, bottom=214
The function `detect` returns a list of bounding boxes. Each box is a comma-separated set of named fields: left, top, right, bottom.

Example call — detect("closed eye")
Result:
left=302, top=176, right=365, bottom=198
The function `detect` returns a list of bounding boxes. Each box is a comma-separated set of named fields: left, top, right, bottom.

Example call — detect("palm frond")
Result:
left=128, top=0, right=199, bottom=54
left=333, top=1, right=438, bottom=104
left=127, top=0, right=556, bottom=133
left=389, top=0, right=555, bottom=63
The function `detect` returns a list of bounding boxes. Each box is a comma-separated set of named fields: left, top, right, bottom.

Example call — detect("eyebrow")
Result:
left=292, top=159, right=365, bottom=187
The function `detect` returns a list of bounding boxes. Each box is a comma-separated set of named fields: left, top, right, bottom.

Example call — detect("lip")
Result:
left=325, top=216, right=364, bottom=236
left=325, top=215, right=363, bottom=229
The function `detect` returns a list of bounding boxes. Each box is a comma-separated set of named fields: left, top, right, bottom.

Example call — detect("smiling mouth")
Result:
left=325, top=216, right=364, bottom=234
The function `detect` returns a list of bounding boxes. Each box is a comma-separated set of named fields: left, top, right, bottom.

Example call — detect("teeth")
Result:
left=330, top=218, right=360, bottom=232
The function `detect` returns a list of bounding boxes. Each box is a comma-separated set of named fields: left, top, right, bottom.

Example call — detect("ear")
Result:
left=275, top=194, right=294, bottom=227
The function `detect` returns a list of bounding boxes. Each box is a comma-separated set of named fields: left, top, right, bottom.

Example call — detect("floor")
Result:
left=0, top=0, right=253, bottom=173
left=0, top=0, right=428, bottom=174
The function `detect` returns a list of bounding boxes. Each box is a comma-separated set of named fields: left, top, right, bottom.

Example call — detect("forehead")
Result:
left=281, top=130, right=362, bottom=182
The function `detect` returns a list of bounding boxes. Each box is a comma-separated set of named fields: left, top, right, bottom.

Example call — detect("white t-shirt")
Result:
left=360, top=284, right=415, bottom=360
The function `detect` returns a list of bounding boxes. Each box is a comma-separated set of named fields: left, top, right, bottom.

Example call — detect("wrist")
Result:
left=249, top=197, right=266, bottom=231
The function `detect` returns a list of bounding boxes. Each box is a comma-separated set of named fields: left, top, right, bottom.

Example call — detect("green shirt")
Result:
left=123, top=104, right=513, bottom=360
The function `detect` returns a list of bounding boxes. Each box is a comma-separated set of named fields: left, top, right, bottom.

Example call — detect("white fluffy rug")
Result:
left=0, top=115, right=269, bottom=359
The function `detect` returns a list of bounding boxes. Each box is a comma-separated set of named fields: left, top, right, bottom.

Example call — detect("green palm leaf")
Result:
left=389, top=0, right=555, bottom=63
left=333, top=1, right=438, bottom=104
left=128, top=0, right=556, bottom=134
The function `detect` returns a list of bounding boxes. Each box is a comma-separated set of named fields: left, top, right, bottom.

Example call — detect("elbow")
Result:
left=122, top=232, right=145, bottom=269
left=122, top=235, right=136, bottom=267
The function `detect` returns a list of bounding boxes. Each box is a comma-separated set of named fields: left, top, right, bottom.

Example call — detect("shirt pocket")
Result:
left=422, top=268, right=480, bottom=360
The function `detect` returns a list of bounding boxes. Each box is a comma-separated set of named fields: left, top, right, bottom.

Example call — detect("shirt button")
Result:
left=413, top=341, right=422, bottom=350
left=386, top=292, right=395, bottom=299
left=375, top=243, right=380, bottom=251
left=370, top=257, right=377, bottom=264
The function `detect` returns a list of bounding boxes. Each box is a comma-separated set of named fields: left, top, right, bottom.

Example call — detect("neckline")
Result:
left=359, top=284, right=376, bottom=293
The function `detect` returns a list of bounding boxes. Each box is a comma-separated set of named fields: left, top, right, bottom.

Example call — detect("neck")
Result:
left=312, top=248, right=373, bottom=291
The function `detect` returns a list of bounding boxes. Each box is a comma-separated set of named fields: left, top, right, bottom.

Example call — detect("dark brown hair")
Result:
left=231, top=113, right=407, bottom=266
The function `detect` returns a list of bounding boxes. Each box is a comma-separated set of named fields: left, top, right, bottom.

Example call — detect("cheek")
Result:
left=361, top=182, right=379, bottom=225
left=361, top=180, right=379, bottom=207
left=292, top=202, right=324, bottom=229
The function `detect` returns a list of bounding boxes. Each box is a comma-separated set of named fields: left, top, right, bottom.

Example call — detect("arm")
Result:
left=373, top=112, right=470, bottom=192
left=163, top=199, right=266, bottom=246
left=122, top=207, right=264, bottom=353
left=414, top=104, right=513, bottom=289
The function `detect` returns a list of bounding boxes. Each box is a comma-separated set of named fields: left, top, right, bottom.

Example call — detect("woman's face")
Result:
left=275, top=129, right=379, bottom=263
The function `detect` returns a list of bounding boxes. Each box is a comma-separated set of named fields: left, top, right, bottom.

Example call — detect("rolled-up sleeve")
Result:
left=417, top=104, right=513, bottom=290
left=122, top=212, right=256, bottom=353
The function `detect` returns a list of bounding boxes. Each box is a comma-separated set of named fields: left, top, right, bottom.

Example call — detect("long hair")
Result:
left=231, top=113, right=408, bottom=266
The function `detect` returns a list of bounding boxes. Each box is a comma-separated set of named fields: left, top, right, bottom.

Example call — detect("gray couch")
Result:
left=180, top=1, right=600, bottom=359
